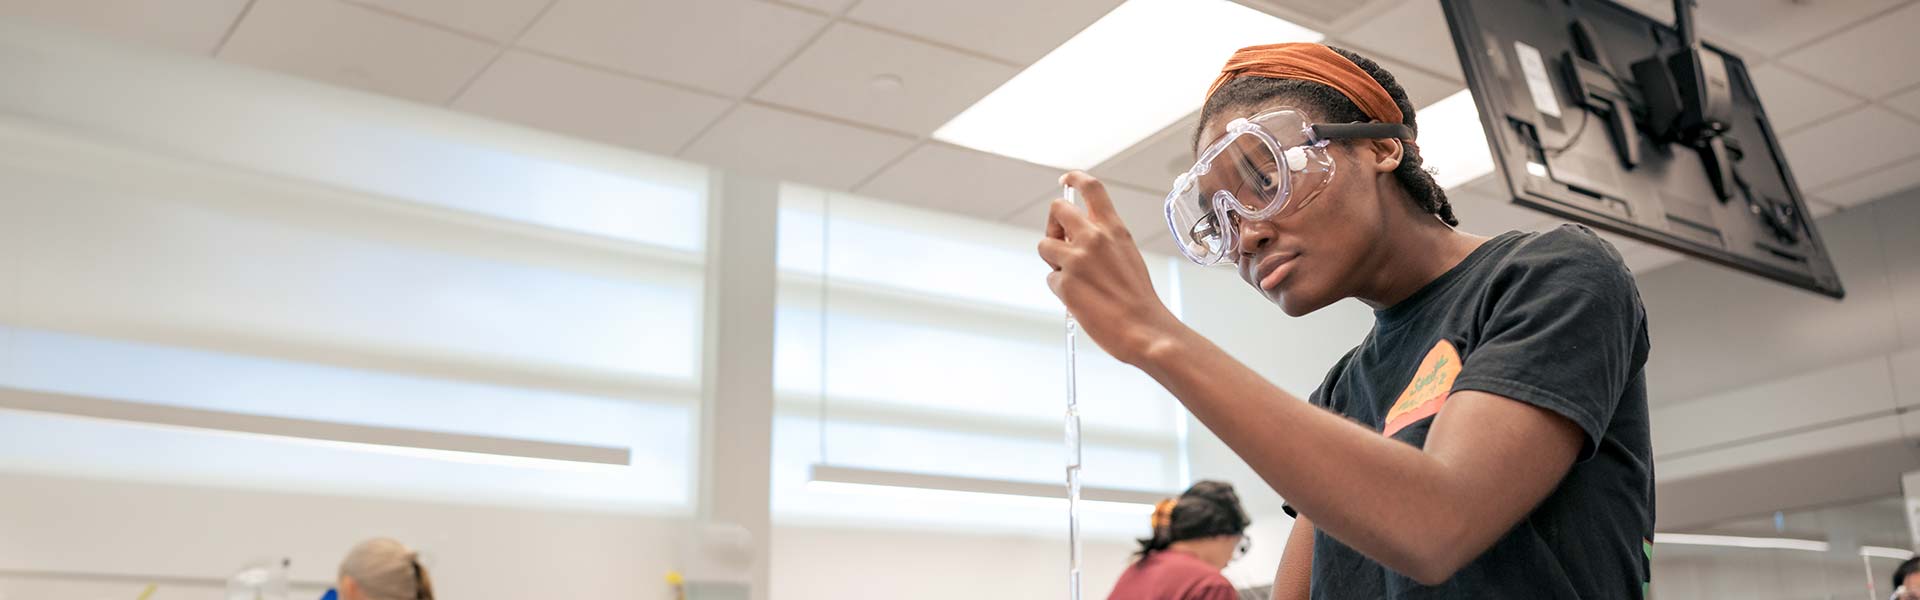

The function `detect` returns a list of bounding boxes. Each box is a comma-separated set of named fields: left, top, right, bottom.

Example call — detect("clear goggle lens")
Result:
left=1164, top=112, right=1329, bottom=266
left=1162, top=109, right=1411, bottom=266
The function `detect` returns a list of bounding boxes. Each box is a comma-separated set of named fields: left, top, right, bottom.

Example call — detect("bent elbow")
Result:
left=1406, top=560, right=1464, bottom=587
left=1397, top=529, right=1475, bottom=586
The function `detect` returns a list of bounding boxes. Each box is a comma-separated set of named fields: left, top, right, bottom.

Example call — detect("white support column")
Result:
left=1903, top=470, right=1920, bottom=551
left=696, top=171, right=780, bottom=600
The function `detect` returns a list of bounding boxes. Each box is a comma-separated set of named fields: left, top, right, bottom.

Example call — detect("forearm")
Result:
left=1134, top=327, right=1478, bottom=583
left=1273, top=517, right=1314, bottom=600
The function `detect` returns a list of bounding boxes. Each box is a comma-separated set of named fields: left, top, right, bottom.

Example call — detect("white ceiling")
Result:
left=751, top=22, right=1017, bottom=135
left=0, top=0, right=247, bottom=55
left=216, top=0, right=499, bottom=104
left=7, top=0, right=1918, bottom=267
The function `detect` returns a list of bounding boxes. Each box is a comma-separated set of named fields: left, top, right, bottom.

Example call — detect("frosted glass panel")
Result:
left=772, top=184, right=1186, bottom=533
left=0, top=22, right=708, bottom=512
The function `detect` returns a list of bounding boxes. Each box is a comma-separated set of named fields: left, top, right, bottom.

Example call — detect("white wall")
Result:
left=0, top=474, right=686, bottom=600
left=1639, top=187, right=1920, bottom=528
left=1650, top=544, right=1898, bottom=600
left=769, top=527, right=1134, bottom=600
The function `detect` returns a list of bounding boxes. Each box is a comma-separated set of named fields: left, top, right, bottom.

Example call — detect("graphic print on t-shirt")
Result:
left=1383, top=339, right=1461, bottom=437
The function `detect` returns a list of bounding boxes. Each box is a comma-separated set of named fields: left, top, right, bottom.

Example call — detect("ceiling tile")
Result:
left=1697, top=0, right=1906, bottom=60
left=1606, top=0, right=1831, bottom=60
left=1135, top=230, right=1172, bottom=253
left=1093, top=111, right=1200, bottom=191
left=1612, top=0, right=1673, bottom=25
left=1780, top=2, right=1920, bottom=99
left=845, top=0, right=1120, bottom=65
left=344, top=0, right=550, bottom=42
left=681, top=103, right=915, bottom=190
left=1104, top=182, right=1177, bottom=244
left=1003, top=194, right=1053, bottom=230
left=0, top=0, right=249, bottom=55
left=1318, top=37, right=1465, bottom=109
left=1333, top=0, right=1463, bottom=84
left=1804, top=198, right=1842, bottom=218
left=753, top=23, right=1017, bottom=136
left=1619, top=243, right=1688, bottom=275
left=1246, top=0, right=1393, bottom=32
left=1594, top=229, right=1642, bottom=252
left=1380, top=55, right=1464, bottom=111
left=519, top=0, right=827, bottom=97
left=1001, top=181, right=1170, bottom=247
left=1631, top=250, right=1688, bottom=274
left=1001, top=191, right=1170, bottom=253
left=1782, top=107, right=1920, bottom=189
left=218, top=0, right=497, bottom=105
left=771, top=0, right=856, bottom=16
left=1815, top=155, right=1920, bottom=208
left=1888, top=86, right=1920, bottom=122
left=452, top=50, right=731, bottom=156
left=856, top=142, right=1064, bottom=220
left=1347, top=0, right=1753, bottom=71
left=1446, top=175, right=1561, bottom=236
left=1746, top=63, right=1864, bottom=134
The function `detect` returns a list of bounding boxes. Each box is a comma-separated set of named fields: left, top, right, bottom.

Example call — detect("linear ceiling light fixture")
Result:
left=1653, top=532, right=1832, bottom=553
left=0, top=386, right=631, bottom=469
left=808, top=464, right=1167, bottom=509
left=1861, top=545, right=1917, bottom=561
left=933, top=0, right=1322, bottom=170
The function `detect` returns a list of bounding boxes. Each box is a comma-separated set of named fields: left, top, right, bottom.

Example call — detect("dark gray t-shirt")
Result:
left=1297, top=225, right=1654, bottom=599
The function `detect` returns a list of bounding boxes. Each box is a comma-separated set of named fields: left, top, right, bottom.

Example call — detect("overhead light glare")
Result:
left=933, top=0, right=1321, bottom=170
left=1416, top=89, right=1497, bottom=190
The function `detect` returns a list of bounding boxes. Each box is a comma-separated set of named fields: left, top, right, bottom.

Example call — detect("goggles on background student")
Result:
left=1164, top=109, right=1412, bottom=266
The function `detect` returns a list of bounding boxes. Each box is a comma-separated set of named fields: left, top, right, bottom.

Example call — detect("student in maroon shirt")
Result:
left=1108, top=481, right=1251, bottom=600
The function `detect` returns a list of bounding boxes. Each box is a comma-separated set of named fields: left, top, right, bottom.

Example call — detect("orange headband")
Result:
left=1150, top=498, right=1177, bottom=531
left=1206, top=43, right=1405, bottom=126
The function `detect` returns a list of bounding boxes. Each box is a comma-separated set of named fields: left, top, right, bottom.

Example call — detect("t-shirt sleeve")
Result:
left=1187, top=578, right=1241, bottom=600
left=1306, top=347, right=1357, bottom=410
left=1450, top=226, right=1648, bottom=460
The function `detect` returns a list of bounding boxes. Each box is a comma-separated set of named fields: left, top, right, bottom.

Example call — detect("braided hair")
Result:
left=1194, top=46, right=1459, bottom=227
left=1136, top=480, right=1251, bottom=559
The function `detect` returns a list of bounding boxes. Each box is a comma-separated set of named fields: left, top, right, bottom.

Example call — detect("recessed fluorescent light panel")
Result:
left=1416, top=89, right=1497, bottom=189
left=933, top=0, right=1322, bottom=170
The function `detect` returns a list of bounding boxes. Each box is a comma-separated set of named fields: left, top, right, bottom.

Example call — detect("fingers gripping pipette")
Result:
left=1062, top=184, right=1084, bottom=600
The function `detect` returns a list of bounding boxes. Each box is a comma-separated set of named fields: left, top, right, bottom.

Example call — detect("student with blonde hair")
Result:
left=335, top=538, right=434, bottom=600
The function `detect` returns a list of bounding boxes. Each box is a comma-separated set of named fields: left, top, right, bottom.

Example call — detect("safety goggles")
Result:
left=1164, top=109, right=1413, bottom=266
